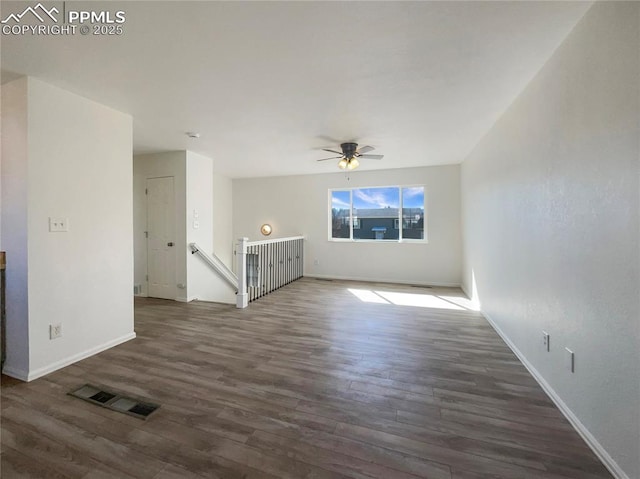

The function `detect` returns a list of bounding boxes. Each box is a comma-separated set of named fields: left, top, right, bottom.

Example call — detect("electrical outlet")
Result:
left=565, top=347, right=575, bottom=373
left=313, top=259, right=320, bottom=266
left=49, top=217, right=69, bottom=232
left=50, top=323, right=62, bottom=339
left=542, top=331, right=550, bottom=351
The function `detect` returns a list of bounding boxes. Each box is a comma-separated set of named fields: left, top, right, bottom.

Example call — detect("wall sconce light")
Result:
left=260, top=224, right=272, bottom=236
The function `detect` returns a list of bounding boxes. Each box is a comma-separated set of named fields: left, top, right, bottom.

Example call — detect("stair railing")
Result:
left=189, top=243, right=238, bottom=290
left=236, top=236, right=304, bottom=308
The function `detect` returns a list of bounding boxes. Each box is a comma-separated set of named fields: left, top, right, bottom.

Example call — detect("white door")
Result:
left=147, top=176, right=176, bottom=300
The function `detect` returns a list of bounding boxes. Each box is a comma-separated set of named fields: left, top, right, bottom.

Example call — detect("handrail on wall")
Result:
left=189, top=243, right=238, bottom=291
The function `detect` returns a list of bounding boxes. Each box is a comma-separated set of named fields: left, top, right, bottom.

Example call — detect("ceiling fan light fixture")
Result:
left=338, top=158, right=349, bottom=169
left=347, top=158, right=359, bottom=170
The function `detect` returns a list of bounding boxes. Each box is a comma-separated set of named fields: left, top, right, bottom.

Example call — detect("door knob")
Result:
left=167, top=242, right=174, bottom=247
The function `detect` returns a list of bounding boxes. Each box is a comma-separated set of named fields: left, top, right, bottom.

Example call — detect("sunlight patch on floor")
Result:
left=437, top=295, right=480, bottom=311
left=348, top=288, right=390, bottom=304
left=347, top=288, right=473, bottom=311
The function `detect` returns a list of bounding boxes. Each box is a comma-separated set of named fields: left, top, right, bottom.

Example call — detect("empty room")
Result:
left=0, top=1, right=638, bottom=479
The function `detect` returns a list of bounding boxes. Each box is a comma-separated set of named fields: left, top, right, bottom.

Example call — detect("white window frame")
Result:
left=328, top=185, right=427, bottom=243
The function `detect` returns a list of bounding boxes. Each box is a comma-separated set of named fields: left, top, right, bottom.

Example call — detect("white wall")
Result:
left=1, top=78, right=30, bottom=374
left=212, top=172, right=234, bottom=269
left=233, top=165, right=461, bottom=286
left=1, top=77, right=135, bottom=381
left=186, top=151, right=236, bottom=304
left=133, top=151, right=187, bottom=299
left=461, top=3, right=639, bottom=478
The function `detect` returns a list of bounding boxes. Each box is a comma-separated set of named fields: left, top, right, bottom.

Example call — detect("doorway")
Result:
left=146, top=176, right=176, bottom=300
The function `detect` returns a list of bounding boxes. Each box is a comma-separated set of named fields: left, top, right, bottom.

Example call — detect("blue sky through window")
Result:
left=331, top=190, right=350, bottom=210
left=353, top=188, right=399, bottom=209
left=332, top=187, right=424, bottom=210
left=402, top=187, right=424, bottom=209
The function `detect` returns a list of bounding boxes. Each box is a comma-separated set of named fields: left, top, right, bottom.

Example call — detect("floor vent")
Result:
left=314, top=278, right=334, bottom=282
left=90, top=390, right=116, bottom=403
left=69, top=384, right=159, bottom=420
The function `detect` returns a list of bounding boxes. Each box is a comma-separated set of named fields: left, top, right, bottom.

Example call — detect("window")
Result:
left=330, top=190, right=351, bottom=238
left=329, top=186, right=425, bottom=241
left=402, top=186, right=425, bottom=240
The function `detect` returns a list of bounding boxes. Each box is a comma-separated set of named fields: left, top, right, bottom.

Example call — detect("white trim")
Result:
left=236, top=292, right=249, bottom=309
left=176, top=296, right=197, bottom=303
left=328, top=238, right=428, bottom=244
left=2, top=332, right=137, bottom=382
left=236, top=237, right=249, bottom=308
left=2, top=365, right=29, bottom=381
left=304, top=273, right=460, bottom=288
left=246, top=235, right=304, bottom=247
left=481, top=310, right=629, bottom=479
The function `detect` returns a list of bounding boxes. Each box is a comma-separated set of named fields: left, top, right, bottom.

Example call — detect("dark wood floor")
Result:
left=1, top=278, right=612, bottom=478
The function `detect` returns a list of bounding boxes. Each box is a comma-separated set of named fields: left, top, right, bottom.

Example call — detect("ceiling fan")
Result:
left=317, top=142, right=384, bottom=170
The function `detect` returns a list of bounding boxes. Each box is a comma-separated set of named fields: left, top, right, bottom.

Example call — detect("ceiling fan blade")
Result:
left=357, top=145, right=375, bottom=154
left=358, top=154, right=384, bottom=160
left=317, top=156, right=343, bottom=162
left=322, top=148, right=343, bottom=155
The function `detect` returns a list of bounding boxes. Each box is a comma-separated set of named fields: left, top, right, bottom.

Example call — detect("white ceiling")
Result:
left=1, top=1, right=592, bottom=178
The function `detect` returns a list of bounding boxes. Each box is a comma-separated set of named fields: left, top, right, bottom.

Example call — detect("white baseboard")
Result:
left=2, top=332, right=137, bottom=382
left=2, top=365, right=30, bottom=381
left=176, top=296, right=197, bottom=303
left=303, top=273, right=461, bottom=288
left=481, top=311, right=629, bottom=479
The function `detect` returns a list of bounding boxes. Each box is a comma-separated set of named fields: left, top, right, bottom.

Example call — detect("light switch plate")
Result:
left=542, top=331, right=550, bottom=351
